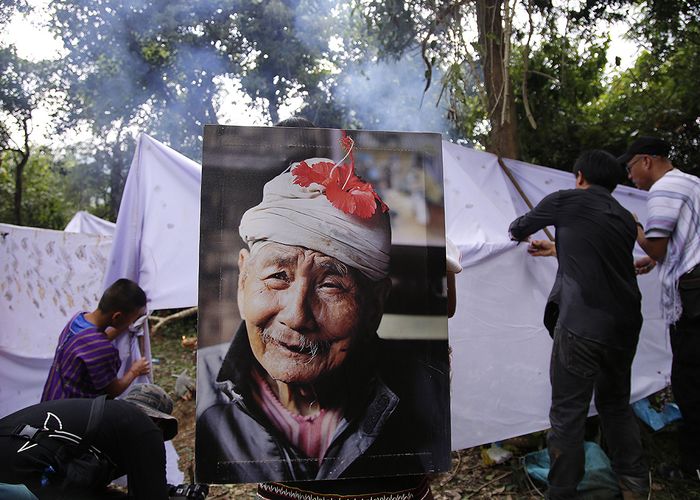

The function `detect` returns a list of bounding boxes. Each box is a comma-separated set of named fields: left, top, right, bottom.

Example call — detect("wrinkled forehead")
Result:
left=248, top=241, right=354, bottom=277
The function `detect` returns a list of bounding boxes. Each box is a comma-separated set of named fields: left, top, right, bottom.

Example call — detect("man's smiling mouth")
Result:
left=262, top=330, right=332, bottom=358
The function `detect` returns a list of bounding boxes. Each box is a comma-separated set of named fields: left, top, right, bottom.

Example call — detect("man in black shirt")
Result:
left=509, top=150, right=648, bottom=499
left=0, top=384, right=178, bottom=499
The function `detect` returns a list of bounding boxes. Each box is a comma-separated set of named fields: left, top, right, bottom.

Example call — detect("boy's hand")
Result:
left=130, top=358, right=151, bottom=377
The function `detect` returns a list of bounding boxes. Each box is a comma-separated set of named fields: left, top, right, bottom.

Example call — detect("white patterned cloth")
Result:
left=645, top=169, right=700, bottom=324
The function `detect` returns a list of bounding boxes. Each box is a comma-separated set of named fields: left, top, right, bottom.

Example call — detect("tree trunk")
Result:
left=108, top=155, right=124, bottom=221
left=108, top=129, right=128, bottom=221
left=268, top=96, right=279, bottom=125
left=476, top=0, right=519, bottom=159
left=265, top=78, right=280, bottom=124
left=13, top=117, right=30, bottom=226
left=13, top=153, right=27, bottom=225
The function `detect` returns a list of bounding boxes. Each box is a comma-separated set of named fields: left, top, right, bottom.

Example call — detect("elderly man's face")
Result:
left=238, top=242, right=383, bottom=385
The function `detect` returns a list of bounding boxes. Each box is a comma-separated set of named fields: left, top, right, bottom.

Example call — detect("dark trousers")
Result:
left=547, top=325, right=647, bottom=499
left=670, top=312, right=700, bottom=472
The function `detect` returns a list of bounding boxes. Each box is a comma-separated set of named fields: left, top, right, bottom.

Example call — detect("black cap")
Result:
left=618, top=136, right=671, bottom=164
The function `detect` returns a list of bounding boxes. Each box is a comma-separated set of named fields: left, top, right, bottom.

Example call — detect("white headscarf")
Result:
left=239, top=159, right=391, bottom=281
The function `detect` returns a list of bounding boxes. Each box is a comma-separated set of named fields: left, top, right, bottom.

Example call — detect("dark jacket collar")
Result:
left=214, top=322, right=254, bottom=403
left=584, top=184, right=615, bottom=196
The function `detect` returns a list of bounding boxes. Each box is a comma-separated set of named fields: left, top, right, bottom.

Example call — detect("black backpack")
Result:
left=12, top=395, right=117, bottom=494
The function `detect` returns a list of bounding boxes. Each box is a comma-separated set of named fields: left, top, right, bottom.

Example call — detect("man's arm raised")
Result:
left=508, top=192, right=559, bottom=242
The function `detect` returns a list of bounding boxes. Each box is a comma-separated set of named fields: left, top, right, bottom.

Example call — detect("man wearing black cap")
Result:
left=621, top=136, right=700, bottom=481
left=0, top=384, right=178, bottom=499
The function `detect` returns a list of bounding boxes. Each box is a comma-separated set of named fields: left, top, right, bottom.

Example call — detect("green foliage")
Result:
left=57, top=147, right=115, bottom=221
left=511, top=31, right=609, bottom=169
left=45, top=0, right=352, bottom=217
left=46, top=0, right=238, bottom=216
left=232, top=0, right=350, bottom=126
left=442, top=63, right=488, bottom=145
left=2, top=0, right=696, bottom=231
left=636, top=0, right=700, bottom=57
left=50, top=0, right=232, bottom=155
left=0, top=147, right=75, bottom=229
left=49, top=0, right=350, bottom=146
left=510, top=1, right=700, bottom=172
left=0, top=48, right=31, bottom=121
left=590, top=47, right=700, bottom=173
left=359, top=0, right=698, bottom=175
left=356, top=0, right=418, bottom=58
left=0, top=41, right=55, bottom=225
left=0, top=46, right=43, bottom=148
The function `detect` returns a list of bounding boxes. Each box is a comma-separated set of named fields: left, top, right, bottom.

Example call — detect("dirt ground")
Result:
left=151, top=316, right=700, bottom=499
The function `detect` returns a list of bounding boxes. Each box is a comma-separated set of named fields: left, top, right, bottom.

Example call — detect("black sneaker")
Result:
left=618, top=473, right=650, bottom=500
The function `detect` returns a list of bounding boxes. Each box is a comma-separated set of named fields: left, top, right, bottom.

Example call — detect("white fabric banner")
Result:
left=64, top=211, right=116, bottom=236
left=444, top=144, right=671, bottom=449
left=0, top=223, right=112, bottom=415
left=103, top=133, right=202, bottom=310
left=103, top=133, right=201, bottom=386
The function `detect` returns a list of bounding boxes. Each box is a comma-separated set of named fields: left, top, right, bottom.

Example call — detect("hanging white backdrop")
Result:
left=0, top=134, right=671, bottom=453
left=103, top=134, right=202, bottom=383
left=444, top=143, right=670, bottom=449
left=0, top=224, right=112, bottom=412
left=64, top=210, right=117, bottom=236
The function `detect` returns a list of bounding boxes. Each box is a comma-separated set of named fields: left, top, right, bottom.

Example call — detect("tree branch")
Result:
left=521, top=0, right=538, bottom=129
left=150, top=307, right=198, bottom=336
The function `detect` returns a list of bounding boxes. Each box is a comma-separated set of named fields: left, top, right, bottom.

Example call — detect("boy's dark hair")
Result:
left=98, top=279, right=147, bottom=314
left=572, top=149, right=623, bottom=192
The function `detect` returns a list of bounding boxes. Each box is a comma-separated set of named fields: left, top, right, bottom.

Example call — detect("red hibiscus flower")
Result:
left=291, top=132, right=389, bottom=219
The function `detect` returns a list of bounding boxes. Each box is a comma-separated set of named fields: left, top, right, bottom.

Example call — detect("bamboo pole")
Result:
left=497, top=156, right=555, bottom=242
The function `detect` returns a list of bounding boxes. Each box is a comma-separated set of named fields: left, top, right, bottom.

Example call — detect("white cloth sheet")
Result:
left=445, top=144, right=670, bottom=449
left=0, top=223, right=113, bottom=414
left=103, top=133, right=202, bottom=309
left=104, top=134, right=201, bottom=383
left=64, top=211, right=117, bottom=236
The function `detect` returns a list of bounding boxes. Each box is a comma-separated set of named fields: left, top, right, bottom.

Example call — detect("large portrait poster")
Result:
left=195, top=125, right=451, bottom=484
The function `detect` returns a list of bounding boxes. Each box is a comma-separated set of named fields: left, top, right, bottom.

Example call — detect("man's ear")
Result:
left=237, top=248, right=250, bottom=319
left=575, top=170, right=584, bottom=187
left=366, top=277, right=392, bottom=331
left=110, top=311, right=123, bottom=327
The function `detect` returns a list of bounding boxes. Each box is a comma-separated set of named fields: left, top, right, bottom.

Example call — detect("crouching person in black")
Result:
left=0, top=384, right=179, bottom=499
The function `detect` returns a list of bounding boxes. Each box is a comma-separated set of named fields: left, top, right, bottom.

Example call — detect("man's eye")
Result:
left=319, top=279, right=345, bottom=290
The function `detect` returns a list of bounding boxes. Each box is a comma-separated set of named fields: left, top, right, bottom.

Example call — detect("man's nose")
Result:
left=278, top=281, right=317, bottom=332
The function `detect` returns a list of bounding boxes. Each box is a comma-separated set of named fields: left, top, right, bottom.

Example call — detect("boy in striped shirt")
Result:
left=41, top=278, right=151, bottom=401
left=621, top=136, right=700, bottom=482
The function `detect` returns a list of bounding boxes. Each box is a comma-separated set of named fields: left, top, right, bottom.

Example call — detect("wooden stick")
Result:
left=497, top=156, right=555, bottom=242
